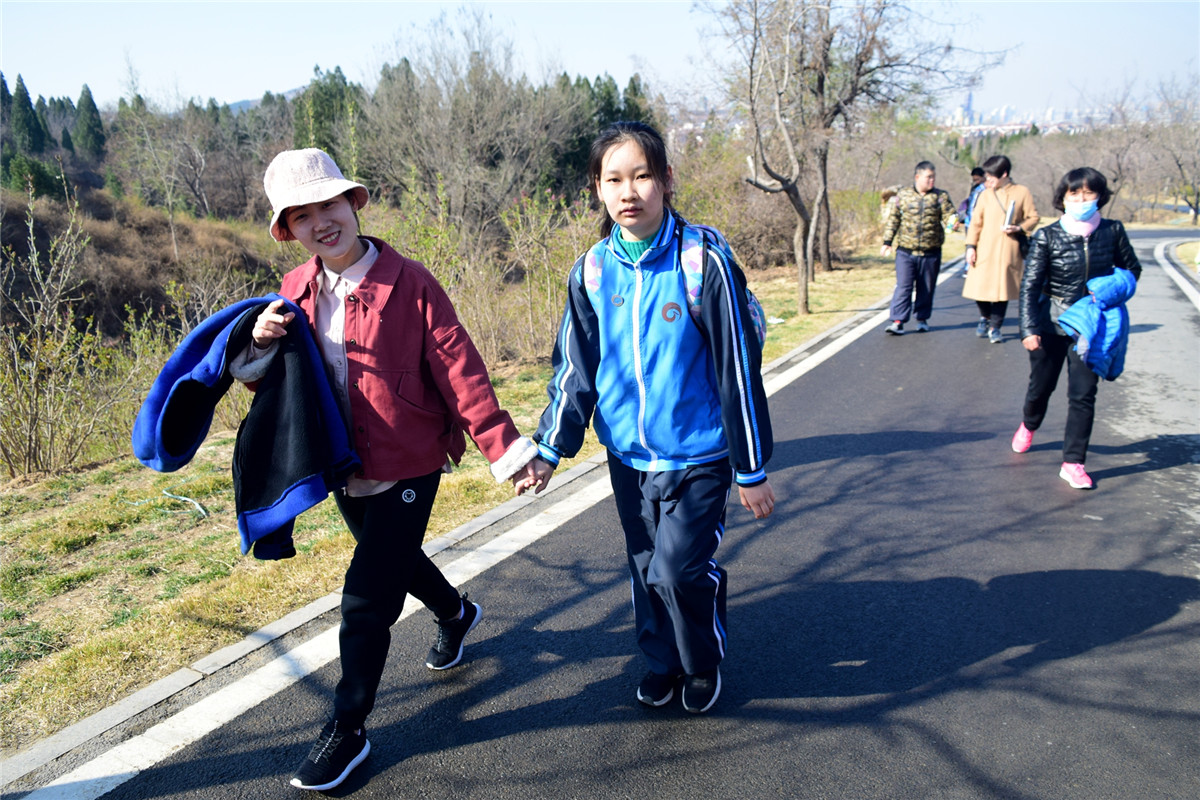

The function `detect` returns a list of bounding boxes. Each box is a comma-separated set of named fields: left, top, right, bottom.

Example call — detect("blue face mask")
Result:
left=1064, top=199, right=1099, bottom=221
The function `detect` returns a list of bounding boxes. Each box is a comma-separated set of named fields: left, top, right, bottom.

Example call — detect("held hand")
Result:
left=880, top=245, right=893, bottom=257
left=965, top=248, right=977, bottom=267
left=514, top=457, right=555, bottom=496
left=1003, top=224, right=1022, bottom=235
left=1022, top=335, right=1042, bottom=352
left=739, top=478, right=775, bottom=520
left=252, top=299, right=295, bottom=348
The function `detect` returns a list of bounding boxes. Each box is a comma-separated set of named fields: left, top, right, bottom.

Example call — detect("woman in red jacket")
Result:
left=246, top=148, right=537, bottom=791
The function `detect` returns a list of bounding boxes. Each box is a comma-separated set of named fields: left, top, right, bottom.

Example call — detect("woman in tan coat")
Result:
left=963, top=155, right=1039, bottom=343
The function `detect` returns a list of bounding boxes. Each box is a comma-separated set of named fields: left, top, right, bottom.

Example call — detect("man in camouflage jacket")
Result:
left=880, top=161, right=959, bottom=334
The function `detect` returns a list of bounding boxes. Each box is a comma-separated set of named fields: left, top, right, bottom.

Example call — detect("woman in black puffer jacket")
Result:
left=1012, top=167, right=1142, bottom=490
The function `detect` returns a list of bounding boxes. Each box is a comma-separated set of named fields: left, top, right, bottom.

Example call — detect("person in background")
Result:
left=959, top=167, right=985, bottom=274
left=880, top=161, right=959, bottom=335
left=963, top=155, right=1039, bottom=343
left=1013, top=167, right=1141, bottom=490
left=244, top=148, right=538, bottom=791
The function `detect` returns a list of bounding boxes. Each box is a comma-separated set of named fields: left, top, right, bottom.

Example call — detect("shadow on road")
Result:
left=1087, top=433, right=1200, bottom=480
left=772, top=429, right=996, bottom=467
left=735, top=568, right=1200, bottom=701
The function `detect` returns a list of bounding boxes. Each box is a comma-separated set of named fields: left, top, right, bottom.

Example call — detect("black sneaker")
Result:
left=682, top=668, right=721, bottom=714
left=290, top=720, right=370, bottom=791
left=637, top=671, right=680, bottom=707
left=425, top=594, right=481, bottom=670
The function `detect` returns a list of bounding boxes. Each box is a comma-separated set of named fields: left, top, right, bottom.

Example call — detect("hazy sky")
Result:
left=3, top=1, right=1197, bottom=115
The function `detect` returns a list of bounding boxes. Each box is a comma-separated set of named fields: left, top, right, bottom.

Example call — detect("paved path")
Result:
left=5, top=230, right=1198, bottom=800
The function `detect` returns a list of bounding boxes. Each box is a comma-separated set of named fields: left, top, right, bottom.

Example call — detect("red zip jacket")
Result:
left=279, top=237, right=523, bottom=481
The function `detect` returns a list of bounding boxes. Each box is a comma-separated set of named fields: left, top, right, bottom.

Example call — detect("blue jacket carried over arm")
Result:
left=1056, top=268, right=1138, bottom=381
left=131, top=296, right=360, bottom=559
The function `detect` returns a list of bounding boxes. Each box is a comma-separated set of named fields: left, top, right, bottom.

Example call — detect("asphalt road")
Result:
left=7, top=230, right=1199, bottom=800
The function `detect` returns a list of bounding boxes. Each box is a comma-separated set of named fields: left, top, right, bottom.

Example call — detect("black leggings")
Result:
left=331, top=472, right=461, bottom=728
left=1022, top=333, right=1100, bottom=464
left=975, top=300, right=1009, bottom=329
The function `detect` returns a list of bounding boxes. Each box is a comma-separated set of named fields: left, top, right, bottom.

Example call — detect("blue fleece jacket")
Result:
left=132, top=296, right=360, bottom=558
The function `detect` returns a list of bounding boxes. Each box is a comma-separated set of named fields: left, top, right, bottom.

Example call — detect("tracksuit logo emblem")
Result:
left=612, top=294, right=624, bottom=307
left=662, top=302, right=682, bottom=322
left=402, top=489, right=417, bottom=503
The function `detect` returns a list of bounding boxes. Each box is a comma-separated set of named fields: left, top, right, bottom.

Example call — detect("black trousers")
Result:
left=975, top=300, right=1009, bottom=329
left=332, top=472, right=461, bottom=728
left=1022, top=333, right=1100, bottom=464
left=608, top=455, right=732, bottom=677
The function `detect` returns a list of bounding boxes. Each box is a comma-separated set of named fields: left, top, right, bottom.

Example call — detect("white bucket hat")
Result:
left=264, top=148, right=369, bottom=242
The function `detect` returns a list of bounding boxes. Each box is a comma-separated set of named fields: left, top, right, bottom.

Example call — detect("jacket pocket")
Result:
left=395, top=370, right=449, bottom=418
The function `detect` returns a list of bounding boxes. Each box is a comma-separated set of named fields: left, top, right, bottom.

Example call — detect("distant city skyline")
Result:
left=2, top=1, right=1196, bottom=118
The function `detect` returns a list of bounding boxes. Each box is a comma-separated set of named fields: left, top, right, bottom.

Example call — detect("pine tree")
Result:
left=1, top=73, right=12, bottom=122
left=593, top=74, right=622, bottom=127
left=35, top=95, right=57, bottom=149
left=73, top=84, right=106, bottom=159
left=61, top=126, right=74, bottom=153
left=620, top=75, right=656, bottom=127
left=11, top=75, right=45, bottom=154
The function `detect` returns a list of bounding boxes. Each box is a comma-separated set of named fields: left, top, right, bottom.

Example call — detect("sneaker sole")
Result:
left=637, top=686, right=675, bottom=707
left=425, top=603, right=481, bottom=670
left=682, top=671, right=721, bottom=714
left=1059, top=467, right=1094, bottom=489
left=290, top=739, right=370, bottom=791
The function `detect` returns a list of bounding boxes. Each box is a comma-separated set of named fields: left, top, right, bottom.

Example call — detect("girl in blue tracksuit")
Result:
left=519, top=121, right=775, bottom=714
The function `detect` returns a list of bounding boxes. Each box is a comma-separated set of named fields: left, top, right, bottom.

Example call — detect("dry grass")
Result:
left=0, top=251, right=906, bottom=754
left=1176, top=241, right=1199, bottom=274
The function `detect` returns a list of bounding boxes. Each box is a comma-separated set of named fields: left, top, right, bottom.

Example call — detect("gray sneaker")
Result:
left=988, top=328, right=1003, bottom=344
left=915, top=319, right=930, bottom=333
left=975, top=318, right=989, bottom=337
left=885, top=321, right=905, bottom=335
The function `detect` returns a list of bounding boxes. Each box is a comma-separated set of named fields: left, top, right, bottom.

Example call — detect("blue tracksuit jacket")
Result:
left=535, top=213, right=772, bottom=485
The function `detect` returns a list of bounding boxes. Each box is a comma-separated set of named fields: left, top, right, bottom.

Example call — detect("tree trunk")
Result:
left=781, top=183, right=812, bottom=315
left=793, top=218, right=810, bottom=315
left=815, top=141, right=833, bottom=271
left=806, top=184, right=825, bottom=286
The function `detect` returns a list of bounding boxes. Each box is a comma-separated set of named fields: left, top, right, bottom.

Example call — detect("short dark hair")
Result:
left=588, top=121, right=673, bottom=237
left=1052, top=167, right=1113, bottom=212
left=970, top=167, right=985, bottom=177
left=981, top=155, right=1011, bottom=178
left=914, top=160, right=936, bottom=174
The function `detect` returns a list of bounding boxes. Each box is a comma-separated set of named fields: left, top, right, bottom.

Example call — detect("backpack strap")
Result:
left=676, top=220, right=766, bottom=346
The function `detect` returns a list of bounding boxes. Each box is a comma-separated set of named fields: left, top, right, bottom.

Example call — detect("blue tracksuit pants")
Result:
left=608, top=454, right=732, bottom=677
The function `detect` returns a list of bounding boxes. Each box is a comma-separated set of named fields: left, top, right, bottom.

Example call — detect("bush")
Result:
left=2, top=154, right=66, bottom=200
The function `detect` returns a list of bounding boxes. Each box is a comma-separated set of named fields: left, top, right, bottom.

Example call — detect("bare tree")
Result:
left=1150, top=73, right=1200, bottom=224
left=710, top=0, right=994, bottom=313
left=111, top=90, right=186, bottom=261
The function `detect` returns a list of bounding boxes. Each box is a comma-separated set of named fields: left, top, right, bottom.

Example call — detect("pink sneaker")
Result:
left=1059, top=462, right=1094, bottom=489
left=1011, top=423, right=1034, bottom=454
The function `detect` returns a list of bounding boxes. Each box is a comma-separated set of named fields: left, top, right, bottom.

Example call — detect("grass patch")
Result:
left=0, top=254, right=899, bottom=752
left=1177, top=241, right=1199, bottom=273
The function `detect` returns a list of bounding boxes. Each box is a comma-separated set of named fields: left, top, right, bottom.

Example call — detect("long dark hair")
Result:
left=587, top=121, right=673, bottom=237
